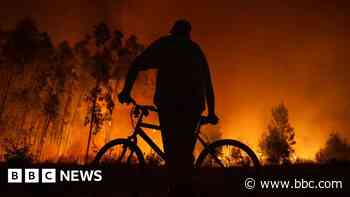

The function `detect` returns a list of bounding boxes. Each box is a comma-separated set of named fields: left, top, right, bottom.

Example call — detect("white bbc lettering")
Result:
left=8, top=169, right=22, bottom=183
left=60, top=170, right=70, bottom=181
left=59, top=170, right=103, bottom=182
left=24, top=169, right=39, bottom=183
left=80, top=170, right=94, bottom=181
left=71, top=170, right=80, bottom=181
left=94, top=170, right=102, bottom=182
left=42, top=169, right=56, bottom=183
left=8, top=168, right=103, bottom=183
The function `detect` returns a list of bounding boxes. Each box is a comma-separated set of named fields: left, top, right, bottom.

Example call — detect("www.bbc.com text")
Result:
left=244, top=177, right=343, bottom=191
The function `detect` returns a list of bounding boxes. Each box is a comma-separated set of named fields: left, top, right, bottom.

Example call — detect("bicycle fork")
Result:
left=119, top=135, right=138, bottom=164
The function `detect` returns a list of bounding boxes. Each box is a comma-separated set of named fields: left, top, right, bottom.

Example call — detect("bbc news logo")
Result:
left=7, top=168, right=102, bottom=183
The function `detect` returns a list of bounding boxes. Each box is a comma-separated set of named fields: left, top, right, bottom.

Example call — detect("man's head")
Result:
left=170, top=19, right=192, bottom=37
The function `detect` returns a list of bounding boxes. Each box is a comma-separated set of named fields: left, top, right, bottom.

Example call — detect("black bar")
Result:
left=138, top=129, right=166, bottom=160
left=139, top=123, right=161, bottom=130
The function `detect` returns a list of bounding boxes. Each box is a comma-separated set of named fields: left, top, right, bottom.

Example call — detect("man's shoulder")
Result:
left=152, top=36, right=202, bottom=53
left=189, top=40, right=201, bottom=50
left=154, top=35, right=172, bottom=43
left=147, top=36, right=172, bottom=49
left=157, top=35, right=199, bottom=45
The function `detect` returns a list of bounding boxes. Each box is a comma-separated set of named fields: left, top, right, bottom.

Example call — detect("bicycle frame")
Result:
left=95, top=103, right=259, bottom=168
left=127, top=107, right=213, bottom=162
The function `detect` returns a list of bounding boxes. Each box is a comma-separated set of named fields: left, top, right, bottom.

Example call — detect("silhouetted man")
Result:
left=118, top=19, right=218, bottom=195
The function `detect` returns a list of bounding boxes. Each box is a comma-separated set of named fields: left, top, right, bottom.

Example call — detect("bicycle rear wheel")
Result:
left=195, top=139, right=260, bottom=169
left=93, top=138, right=145, bottom=167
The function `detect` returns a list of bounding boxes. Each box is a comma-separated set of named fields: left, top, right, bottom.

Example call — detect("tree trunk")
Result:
left=85, top=83, right=99, bottom=164
left=62, top=89, right=84, bottom=157
left=37, top=118, right=51, bottom=161
left=105, top=79, right=120, bottom=143
left=56, top=92, right=73, bottom=158
left=20, top=108, right=28, bottom=131
left=0, top=72, right=14, bottom=121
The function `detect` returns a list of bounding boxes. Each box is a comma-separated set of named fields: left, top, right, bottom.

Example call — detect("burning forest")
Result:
left=0, top=18, right=154, bottom=163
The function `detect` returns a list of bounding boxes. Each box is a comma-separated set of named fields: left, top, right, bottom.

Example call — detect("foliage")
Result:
left=84, top=86, right=114, bottom=135
left=229, top=148, right=252, bottom=167
left=2, top=137, right=34, bottom=165
left=0, top=17, right=145, bottom=162
left=259, top=103, right=296, bottom=165
left=93, top=22, right=111, bottom=48
left=81, top=21, right=144, bottom=163
left=3, top=18, right=40, bottom=66
left=316, top=132, right=350, bottom=163
left=43, top=92, right=60, bottom=121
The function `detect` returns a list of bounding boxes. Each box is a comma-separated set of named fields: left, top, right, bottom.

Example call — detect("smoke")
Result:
left=119, top=0, right=350, bottom=159
left=1, top=0, right=349, bottom=159
left=0, top=0, right=125, bottom=43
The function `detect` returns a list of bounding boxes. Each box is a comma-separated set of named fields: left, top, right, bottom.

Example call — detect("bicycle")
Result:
left=93, top=101, right=260, bottom=169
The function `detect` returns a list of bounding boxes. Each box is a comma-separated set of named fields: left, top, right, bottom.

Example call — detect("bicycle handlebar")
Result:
left=128, top=98, right=158, bottom=118
left=199, top=116, right=218, bottom=125
left=136, top=104, right=158, bottom=113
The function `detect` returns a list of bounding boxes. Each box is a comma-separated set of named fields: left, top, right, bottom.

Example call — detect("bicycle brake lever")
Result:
left=200, top=116, right=214, bottom=125
left=199, top=116, right=207, bottom=125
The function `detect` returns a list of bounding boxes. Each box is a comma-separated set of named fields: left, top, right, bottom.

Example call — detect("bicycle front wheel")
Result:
left=195, top=139, right=260, bottom=169
left=93, top=138, right=145, bottom=167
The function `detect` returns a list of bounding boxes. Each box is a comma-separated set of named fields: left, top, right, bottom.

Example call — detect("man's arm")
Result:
left=119, top=39, right=162, bottom=103
left=202, top=54, right=215, bottom=116
left=198, top=46, right=218, bottom=122
left=120, top=61, right=139, bottom=97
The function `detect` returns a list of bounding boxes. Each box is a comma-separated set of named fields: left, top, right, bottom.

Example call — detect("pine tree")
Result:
left=259, top=103, right=296, bottom=165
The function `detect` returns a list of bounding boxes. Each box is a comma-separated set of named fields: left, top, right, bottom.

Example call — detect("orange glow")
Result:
left=0, top=0, right=348, bottom=163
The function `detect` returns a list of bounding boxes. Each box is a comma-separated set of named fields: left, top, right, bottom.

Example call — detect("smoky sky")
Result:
left=1, top=0, right=349, bottom=158
left=0, top=0, right=125, bottom=42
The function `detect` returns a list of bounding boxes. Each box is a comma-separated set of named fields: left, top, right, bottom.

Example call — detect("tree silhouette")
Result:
left=84, top=22, right=114, bottom=164
left=125, top=35, right=144, bottom=58
left=93, top=22, right=111, bottom=48
left=0, top=18, right=40, bottom=120
left=110, top=30, right=124, bottom=52
left=316, top=132, right=350, bottom=163
left=2, top=136, right=34, bottom=165
left=53, top=41, right=78, bottom=157
left=9, top=87, right=39, bottom=137
left=0, top=19, right=145, bottom=163
left=37, top=91, right=60, bottom=160
left=259, top=103, right=296, bottom=165
left=229, top=147, right=252, bottom=167
left=0, top=26, right=6, bottom=65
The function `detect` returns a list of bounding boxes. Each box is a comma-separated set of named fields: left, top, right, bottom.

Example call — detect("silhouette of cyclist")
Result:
left=118, top=19, right=219, bottom=195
